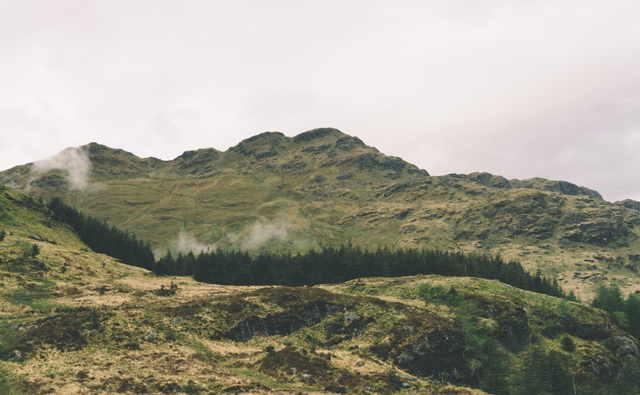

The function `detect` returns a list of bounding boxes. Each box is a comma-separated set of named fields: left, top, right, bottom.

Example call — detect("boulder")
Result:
left=611, top=336, right=638, bottom=358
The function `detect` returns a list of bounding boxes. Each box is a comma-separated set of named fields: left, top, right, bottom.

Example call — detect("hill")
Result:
left=2, top=185, right=640, bottom=394
left=2, top=128, right=640, bottom=299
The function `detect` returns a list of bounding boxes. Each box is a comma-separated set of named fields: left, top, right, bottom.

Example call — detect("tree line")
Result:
left=156, top=245, right=567, bottom=299
left=591, top=282, right=640, bottom=340
left=46, top=198, right=155, bottom=271
left=46, top=198, right=566, bottom=299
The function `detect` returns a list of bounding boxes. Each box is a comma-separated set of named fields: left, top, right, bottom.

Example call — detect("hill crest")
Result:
left=1, top=128, right=639, bottom=299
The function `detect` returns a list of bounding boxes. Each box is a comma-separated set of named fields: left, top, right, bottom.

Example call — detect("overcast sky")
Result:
left=1, top=1, right=639, bottom=202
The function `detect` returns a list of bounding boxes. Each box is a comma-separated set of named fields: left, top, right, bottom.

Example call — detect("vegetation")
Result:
left=4, top=129, right=640, bottom=300
left=561, top=335, right=576, bottom=353
left=155, top=281, right=179, bottom=296
left=577, top=360, right=640, bottom=394
left=3, top=133, right=640, bottom=394
left=47, top=197, right=155, bottom=271
left=44, top=196, right=566, bottom=301
left=591, top=282, right=640, bottom=339
left=154, top=246, right=567, bottom=298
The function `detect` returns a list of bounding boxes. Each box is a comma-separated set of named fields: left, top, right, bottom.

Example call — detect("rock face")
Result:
left=2, top=128, right=640, bottom=296
left=618, top=199, right=640, bottom=211
left=576, top=324, right=612, bottom=341
left=586, top=356, right=621, bottom=380
left=391, top=328, right=465, bottom=378
left=224, top=302, right=340, bottom=342
left=611, top=336, right=639, bottom=361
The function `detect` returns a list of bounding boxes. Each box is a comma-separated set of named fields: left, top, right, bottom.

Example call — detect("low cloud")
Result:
left=243, top=220, right=291, bottom=249
left=32, top=147, right=91, bottom=190
left=156, top=220, right=291, bottom=257
left=224, top=219, right=292, bottom=250
left=165, top=232, right=213, bottom=255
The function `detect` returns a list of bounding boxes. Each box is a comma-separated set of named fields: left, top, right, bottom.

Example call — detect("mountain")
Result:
left=2, top=128, right=640, bottom=300
left=2, top=174, right=640, bottom=394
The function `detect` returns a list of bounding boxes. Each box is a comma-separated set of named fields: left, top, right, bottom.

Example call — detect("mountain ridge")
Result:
left=4, top=134, right=640, bottom=393
left=1, top=127, right=639, bottom=299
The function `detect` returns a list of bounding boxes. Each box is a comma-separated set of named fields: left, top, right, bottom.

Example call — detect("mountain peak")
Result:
left=292, top=127, right=346, bottom=143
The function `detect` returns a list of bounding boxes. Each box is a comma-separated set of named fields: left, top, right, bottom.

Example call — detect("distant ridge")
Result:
left=1, top=127, right=639, bottom=298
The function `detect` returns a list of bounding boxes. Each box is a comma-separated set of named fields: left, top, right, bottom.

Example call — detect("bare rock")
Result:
left=612, top=336, right=638, bottom=358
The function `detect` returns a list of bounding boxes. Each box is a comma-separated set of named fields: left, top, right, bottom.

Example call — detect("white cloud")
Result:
left=242, top=220, right=291, bottom=250
left=224, top=219, right=292, bottom=250
left=163, top=232, right=213, bottom=256
left=32, top=147, right=91, bottom=190
left=0, top=0, right=639, bottom=201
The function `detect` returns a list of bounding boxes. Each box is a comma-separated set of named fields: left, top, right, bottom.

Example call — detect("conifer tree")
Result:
left=480, top=341, right=511, bottom=395
left=592, top=283, right=625, bottom=314
left=625, top=294, right=640, bottom=339
left=520, top=347, right=551, bottom=395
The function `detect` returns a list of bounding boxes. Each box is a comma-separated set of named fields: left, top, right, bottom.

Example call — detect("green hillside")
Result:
left=2, top=128, right=640, bottom=300
left=2, top=184, right=640, bottom=394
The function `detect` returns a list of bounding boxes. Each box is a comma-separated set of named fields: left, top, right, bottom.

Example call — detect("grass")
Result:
left=0, top=133, right=639, bottom=393
left=3, top=131, right=640, bottom=300
left=0, top=259, right=626, bottom=395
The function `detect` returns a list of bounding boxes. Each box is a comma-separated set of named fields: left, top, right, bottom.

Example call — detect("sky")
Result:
left=1, top=0, right=639, bottom=202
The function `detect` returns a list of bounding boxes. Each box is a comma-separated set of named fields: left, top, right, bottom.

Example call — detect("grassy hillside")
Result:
left=2, top=128, right=640, bottom=299
left=2, top=185, right=639, bottom=394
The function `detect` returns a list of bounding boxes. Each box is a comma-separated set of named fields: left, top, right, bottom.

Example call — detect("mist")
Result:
left=32, top=147, right=91, bottom=190
left=223, top=219, right=292, bottom=250
left=242, top=220, right=291, bottom=250
left=158, top=232, right=213, bottom=256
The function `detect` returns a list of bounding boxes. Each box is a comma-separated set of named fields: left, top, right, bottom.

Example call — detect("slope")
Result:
left=2, top=128, right=640, bottom=299
left=1, top=185, right=639, bottom=394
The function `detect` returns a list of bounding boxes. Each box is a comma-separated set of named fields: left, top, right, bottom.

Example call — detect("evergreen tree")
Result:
left=30, top=243, right=40, bottom=258
left=592, top=283, right=625, bottom=314
left=262, top=266, right=278, bottom=285
left=561, top=336, right=576, bottom=353
left=47, top=198, right=156, bottom=272
left=480, top=341, right=511, bottom=395
left=520, top=347, right=552, bottom=395
left=154, top=252, right=172, bottom=276
left=548, top=350, right=573, bottom=395
left=625, top=293, right=640, bottom=339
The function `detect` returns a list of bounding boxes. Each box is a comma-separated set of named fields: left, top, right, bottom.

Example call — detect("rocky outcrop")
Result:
left=293, top=127, right=342, bottom=143
left=576, top=324, right=612, bottom=340
left=561, top=219, right=631, bottom=246
left=389, top=328, right=465, bottom=380
left=585, top=355, right=621, bottom=380
left=617, top=199, right=640, bottom=211
left=222, top=302, right=341, bottom=342
left=611, top=336, right=639, bottom=361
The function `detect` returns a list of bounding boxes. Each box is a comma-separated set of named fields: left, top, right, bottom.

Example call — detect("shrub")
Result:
left=183, top=380, right=202, bottom=394
left=561, top=336, right=576, bottom=353
left=614, top=311, right=629, bottom=328
left=30, top=244, right=40, bottom=258
left=387, top=368, right=398, bottom=383
left=156, top=281, right=179, bottom=296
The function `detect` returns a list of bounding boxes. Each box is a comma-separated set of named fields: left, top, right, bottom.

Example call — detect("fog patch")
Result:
left=243, top=219, right=291, bottom=249
left=2, top=179, right=21, bottom=190
left=160, top=232, right=213, bottom=255
left=172, top=232, right=211, bottom=254
left=32, top=147, right=91, bottom=190
left=224, top=219, right=292, bottom=250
